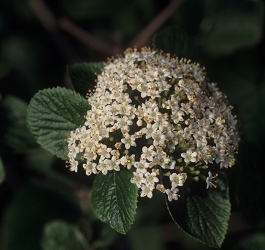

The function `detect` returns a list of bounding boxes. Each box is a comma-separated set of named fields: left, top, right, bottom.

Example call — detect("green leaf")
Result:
left=0, top=156, right=5, bottom=184
left=91, top=169, right=138, bottom=234
left=166, top=172, right=230, bottom=248
left=1, top=95, right=38, bottom=153
left=68, top=62, right=105, bottom=97
left=27, top=87, right=90, bottom=160
left=41, top=220, right=86, bottom=250
left=152, top=26, right=200, bottom=62
left=0, top=181, right=82, bottom=250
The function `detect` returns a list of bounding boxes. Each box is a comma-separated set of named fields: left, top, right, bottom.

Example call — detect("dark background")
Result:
left=0, top=0, right=265, bottom=249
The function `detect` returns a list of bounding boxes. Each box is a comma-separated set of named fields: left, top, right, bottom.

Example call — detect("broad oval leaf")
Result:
left=152, top=26, right=200, bottom=62
left=68, top=62, right=105, bottom=97
left=166, top=172, right=230, bottom=248
left=27, top=87, right=90, bottom=159
left=91, top=169, right=138, bottom=234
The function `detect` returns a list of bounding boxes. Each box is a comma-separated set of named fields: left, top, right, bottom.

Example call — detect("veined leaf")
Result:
left=152, top=26, right=200, bottom=62
left=27, top=87, right=90, bottom=160
left=91, top=169, right=138, bottom=234
left=68, top=62, right=105, bottom=97
left=166, top=173, right=230, bottom=248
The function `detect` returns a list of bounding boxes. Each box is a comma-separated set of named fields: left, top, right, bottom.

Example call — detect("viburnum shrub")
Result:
left=27, top=28, right=239, bottom=248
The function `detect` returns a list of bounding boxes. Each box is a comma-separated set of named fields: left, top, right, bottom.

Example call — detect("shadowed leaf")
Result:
left=166, top=172, right=230, bottom=248
left=68, top=62, right=104, bottom=97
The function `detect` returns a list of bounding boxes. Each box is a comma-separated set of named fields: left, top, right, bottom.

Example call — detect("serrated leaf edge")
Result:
left=165, top=186, right=231, bottom=249
left=26, top=87, right=88, bottom=159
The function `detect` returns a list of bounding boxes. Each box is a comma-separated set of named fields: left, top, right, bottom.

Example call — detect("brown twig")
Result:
left=27, top=0, right=80, bottom=63
left=129, top=0, right=185, bottom=48
left=28, top=0, right=57, bottom=32
left=28, top=0, right=184, bottom=58
left=58, top=18, right=121, bottom=56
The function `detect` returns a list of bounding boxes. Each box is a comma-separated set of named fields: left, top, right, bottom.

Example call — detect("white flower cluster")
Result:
left=67, top=47, right=239, bottom=201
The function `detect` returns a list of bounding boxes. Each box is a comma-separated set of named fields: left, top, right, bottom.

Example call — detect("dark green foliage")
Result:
left=91, top=170, right=138, bottom=234
left=166, top=173, right=230, bottom=248
left=0, top=182, right=82, bottom=250
left=68, top=62, right=104, bottom=97
left=27, top=87, right=90, bottom=159
left=152, top=26, right=200, bottom=62
left=41, top=220, right=86, bottom=250
left=0, top=95, right=38, bottom=153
